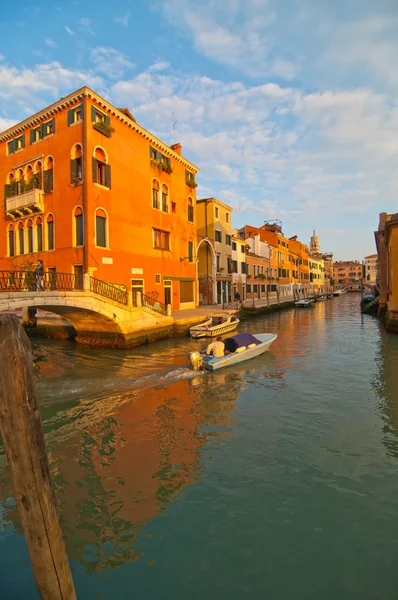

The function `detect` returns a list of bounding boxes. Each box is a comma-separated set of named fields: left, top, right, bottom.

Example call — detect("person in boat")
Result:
left=206, top=336, right=225, bottom=357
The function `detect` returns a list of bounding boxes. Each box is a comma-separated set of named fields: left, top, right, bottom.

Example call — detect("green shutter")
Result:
left=30, top=129, right=36, bottom=144
left=91, top=106, right=96, bottom=122
left=92, top=157, right=97, bottom=182
left=21, top=134, right=25, bottom=148
left=105, top=164, right=111, bottom=189
left=105, top=114, right=110, bottom=126
left=51, top=118, right=55, bottom=133
left=70, top=159, right=77, bottom=184
left=68, top=109, right=74, bottom=126
left=41, top=123, right=46, bottom=138
left=80, top=103, right=84, bottom=120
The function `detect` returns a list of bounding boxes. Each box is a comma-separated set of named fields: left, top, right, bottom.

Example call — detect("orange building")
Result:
left=0, top=87, right=199, bottom=310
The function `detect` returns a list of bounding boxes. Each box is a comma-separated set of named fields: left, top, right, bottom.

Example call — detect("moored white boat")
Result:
left=333, top=289, right=343, bottom=296
left=316, top=295, right=327, bottom=302
left=295, top=298, right=315, bottom=308
left=189, top=332, right=277, bottom=371
left=189, top=314, right=239, bottom=338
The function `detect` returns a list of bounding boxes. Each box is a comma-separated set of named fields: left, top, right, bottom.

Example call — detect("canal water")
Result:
left=1, top=294, right=398, bottom=599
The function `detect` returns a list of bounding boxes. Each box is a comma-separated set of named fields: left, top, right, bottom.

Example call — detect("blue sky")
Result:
left=1, top=0, right=397, bottom=260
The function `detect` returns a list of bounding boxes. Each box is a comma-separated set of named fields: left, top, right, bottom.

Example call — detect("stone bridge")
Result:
left=0, top=271, right=173, bottom=348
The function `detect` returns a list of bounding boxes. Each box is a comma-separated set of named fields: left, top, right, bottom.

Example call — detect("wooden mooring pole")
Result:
left=0, top=315, right=76, bottom=600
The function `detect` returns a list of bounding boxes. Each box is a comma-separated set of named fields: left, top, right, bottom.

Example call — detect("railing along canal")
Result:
left=0, top=270, right=83, bottom=292
left=89, top=277, right=128, bottom=306
left=141, top=292, right=167, bottom=315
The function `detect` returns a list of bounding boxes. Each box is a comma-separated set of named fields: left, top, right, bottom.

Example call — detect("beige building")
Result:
left=333, top=261, right=364, bottom=290
left=196, top=198, right=233, bottom=305
left=365, top=254, right=378, bottom=285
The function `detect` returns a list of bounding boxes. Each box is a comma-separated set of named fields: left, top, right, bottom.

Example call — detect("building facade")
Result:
left=196, top=198, right=233, bottom=305
left=1, top=87, right=199, bottom=311
left=309, top=257, right=325, bottom=291
left=375, top=212, right=398, bottom=332
left=364, top=253, right=378, bottom=285
left=245, top=234, right=271, bottom=299
left=333, top=261, right=364, bottom=290
left=231, top=233, right=247, bottom=300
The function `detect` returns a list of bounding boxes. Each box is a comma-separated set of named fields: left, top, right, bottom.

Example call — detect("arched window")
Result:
left=46, top=214, right=54, bottom=250
left=26, top=165, right=33, bottom=182
left=161, top=184, right=168, bottom=213
left=16, top=169, right=24, bottom=195
left=92, top=147, right=110, bottom=188
left=8, top=225, right=15, bottom=257
left=188, top=238, right=194, bottom=263
left=44, top=156, right=54, bottom=193
left=27, top=219, right=33, bottom=253
left=187, top=197, right=194, bottom=223
left=33, top=161, right=43, bottom=190
left=152, top=179, right=160, bottom=209
left=95, top=208, right=108, bottom=248
left=70, top=144, right=83, bottom=184
left=5, top=173, right=16, bottom=200
left=18, top=222, right=25, bottom=255
left=74, top=206, right=84, bottom=246
left=36, top=217, right=43, bottom=252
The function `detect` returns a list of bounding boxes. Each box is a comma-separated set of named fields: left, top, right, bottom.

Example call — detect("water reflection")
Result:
left=0, top=373, right=242, bottom=573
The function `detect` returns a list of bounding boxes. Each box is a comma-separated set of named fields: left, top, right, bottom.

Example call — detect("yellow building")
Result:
left=196, top=198, right=233, bottom=305
left=375, top=212, right=398, bottom=332
left=309, top=257, right=325, bottom=291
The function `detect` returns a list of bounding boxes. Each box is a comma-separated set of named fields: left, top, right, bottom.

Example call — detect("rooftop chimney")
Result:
left=170, top=142, right=182, bottom=155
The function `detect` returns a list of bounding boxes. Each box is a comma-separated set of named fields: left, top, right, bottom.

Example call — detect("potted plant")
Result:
left=93, top=121, right=115, bottom=138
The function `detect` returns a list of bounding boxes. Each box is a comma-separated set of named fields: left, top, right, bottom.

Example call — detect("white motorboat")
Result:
left=333, top=289, right=343, bottom=296
left=189, top=313, right=239, bottom=338
left=295, top=298, right=315, bottom=308
left=189, top=332, right=277, bottom=371
left=316, top=295, right=327, bottom=302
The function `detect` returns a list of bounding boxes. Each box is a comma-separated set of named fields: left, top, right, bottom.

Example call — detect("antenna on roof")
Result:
left=172, top=112, right=177, bottom=143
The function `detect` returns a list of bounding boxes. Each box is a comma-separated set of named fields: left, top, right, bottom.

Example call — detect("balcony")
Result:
left=6, top=189, right=44, bottom=219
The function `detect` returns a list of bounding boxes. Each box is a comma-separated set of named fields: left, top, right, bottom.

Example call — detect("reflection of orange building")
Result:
left=375, top=212, right=398, bottom=332
left=0, top=87, right=199, bottom=310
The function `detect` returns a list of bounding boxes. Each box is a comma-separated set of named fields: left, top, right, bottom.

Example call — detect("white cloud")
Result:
left=0, top=117, right=16, bottom=133
left=44, top=38, right=57, bottom=48
left=148, top=61, right=171, bottom=72
left=90, top=47, right=134, bottom=79
left=113, top=13, right=129, bottom=27
left=65, top=26, right=74, bottom=36
left=78, top=18, right=95, bottom=35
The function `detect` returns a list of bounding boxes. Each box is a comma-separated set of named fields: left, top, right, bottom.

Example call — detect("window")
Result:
left=155, top=274, right=161, bottom=284
left=225, top=234, right=231, bottom=246
left=68, top=104, right=83, bottom=125
left=226, top=213, right=229, bottom=223
left=241, top=261, right=246, bottom=274
left=92, top=148, right=111, bottom=188
left=216, top=255, right=221, bottom=271
left=7, top=135, right=25, bottom=154
left=180, top=281, right=194, bottom=303
left=171, top=202, right=176, bottom=213
left=215, top=206, right=219, bottom=219
left=231, top=260, right=237, bottom=273
left=162, top=184, right=168, bottom=213
left=215, top=230, right=222, bottom=243
left=18, top=223, right=25, bottom=254
left=96, top=209, right=107, bottom=248
left=74, top=207, right=84, bottom=246
left=241, top=245, right=245, bottom=253
left=153, top=228, right=170, bottom=250
left=188, top=240, right=193, bottom=262
left=30, top=127, right=42, bottom=143
left=47, top=214, right=54, bottom=250
left=232, top=241, right=237, bottom=251
left=185, top=170, right=196, bottom=185
left=188, top=197, right=194, bottom=222
left=43, top=119, right=55, bottom=137
left=36, top=217, right=43, bottom=252
left=253, top=265, right=257, bottom=276
left=44, top=156, right=54, bottom=193
left=8, top=226, right=15, bottom=257
left=150, top=146, right=171, bottom=172
left=27, top=220, right=33, bottom=253
left=70, top=144, right=83, bottom=184
left=152, top=180, right=160, bottom=209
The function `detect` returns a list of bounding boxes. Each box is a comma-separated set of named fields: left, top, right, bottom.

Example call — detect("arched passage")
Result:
left=197, top=238, right=216, bottom=305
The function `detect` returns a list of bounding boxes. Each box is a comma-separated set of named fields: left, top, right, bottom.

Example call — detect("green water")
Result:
left=1, top=295, right=398, bottom=599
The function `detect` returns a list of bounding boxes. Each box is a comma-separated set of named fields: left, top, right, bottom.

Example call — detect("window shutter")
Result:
left=51, top=118, right=55, bottom=133
left=41, top=123, right=46, bottom=138
left=91, top=106, right=96, bottom=122
left=70, top=159, right=77, bottom=184
left=105, top=164, right=111, bottom=189
left=21, top=134, right=25, bottom=148
left=80, top=103, right=84, bottom=120
left=68, top=109, right=74, bottom=126
left=44, top=169, right=54, bottom=194
left=105, top=114, right=110, bottom=126
left=13, top=181, right=18, bottom=195
left=92, top=157, right=97, bottom=183
left=30, top=129, right=36, bottom=144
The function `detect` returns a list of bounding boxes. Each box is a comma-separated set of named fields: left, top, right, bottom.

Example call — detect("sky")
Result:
left=1, top=0, right=397, bottom=260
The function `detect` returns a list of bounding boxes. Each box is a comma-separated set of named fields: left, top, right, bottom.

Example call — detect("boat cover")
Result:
left=224, top=333, right=260, bottom=353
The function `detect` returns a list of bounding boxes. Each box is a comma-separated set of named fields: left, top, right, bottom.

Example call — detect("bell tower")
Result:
left=310, top=230, right=320, bottom=254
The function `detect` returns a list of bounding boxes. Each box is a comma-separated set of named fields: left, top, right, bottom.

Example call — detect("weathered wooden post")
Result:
left=0, top=315, right=76, bottom=600
left=276, top=284, right=280, bottom=306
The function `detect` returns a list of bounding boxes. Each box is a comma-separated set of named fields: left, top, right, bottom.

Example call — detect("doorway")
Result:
left=164, top=279, right=172, bottom=307
left=131, top=279, right=144, bottom=307
left=73, top=264, right=83, bottom=289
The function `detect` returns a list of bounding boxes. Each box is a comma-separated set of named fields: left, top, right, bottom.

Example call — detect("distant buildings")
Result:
left=364, top=254, right=378, bottom=285
left=375, top=212, right=398, bottom=332
left=333, top=261, right=364, bottom=290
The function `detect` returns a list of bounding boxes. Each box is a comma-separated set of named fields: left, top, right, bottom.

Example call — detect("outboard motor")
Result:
left=189, top=351, right=203, bottom=371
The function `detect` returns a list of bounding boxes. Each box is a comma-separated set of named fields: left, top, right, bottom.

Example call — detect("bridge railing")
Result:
left=0, top=270, right=83, bottom=292
left=142, top=292, right=167, bottom=315
left=89, top=277, right=128, bottom=306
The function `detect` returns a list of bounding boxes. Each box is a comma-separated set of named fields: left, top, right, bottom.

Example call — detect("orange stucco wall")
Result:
left=0, top=89, right=199, bottom=310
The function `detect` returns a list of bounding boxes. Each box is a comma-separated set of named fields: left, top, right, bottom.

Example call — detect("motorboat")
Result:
left=333, top=289, right=343, bottom=296
left=316, top=295, right=327, bottom=302
left=295, top=298, right=315, bottom=308
left=189, top=313, right=240, bottom=338
left=189, top=332, right=277, bottom=371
